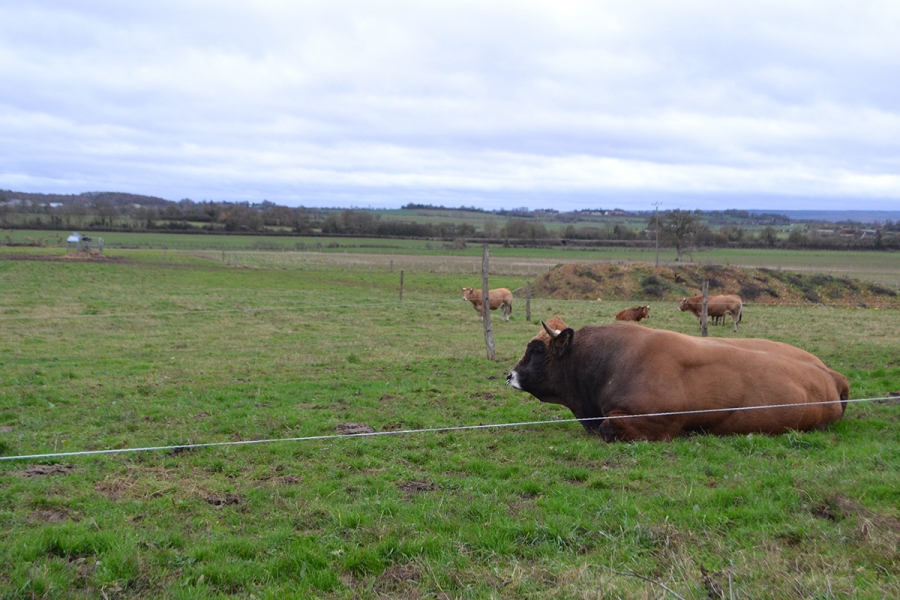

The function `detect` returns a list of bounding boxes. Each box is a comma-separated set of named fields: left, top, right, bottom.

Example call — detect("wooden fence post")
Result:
left=525, top=282, right=531, bottom=322
left=481, top=245, right=495, bottom=361
left=701, top=280, right=709, bottom=337
left=399, top=270, right=404, bottom=301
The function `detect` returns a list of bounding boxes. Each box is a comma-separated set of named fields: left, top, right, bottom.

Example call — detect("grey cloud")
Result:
left=1, top=1, right=899, bottom=210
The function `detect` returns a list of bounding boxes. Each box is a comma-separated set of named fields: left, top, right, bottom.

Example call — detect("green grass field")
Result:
left=2, top=243, right=900, bottom=598
left=5, top=228, right=900, bottom=288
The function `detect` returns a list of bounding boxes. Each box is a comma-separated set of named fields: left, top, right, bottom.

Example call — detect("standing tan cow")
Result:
left=462, top=287, right=513, bottom=321
left=615, top=306, right=650, bottom=322
left=679, top=294, right=743, bottom=332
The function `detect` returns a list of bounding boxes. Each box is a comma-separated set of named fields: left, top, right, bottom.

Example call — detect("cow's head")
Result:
left=507, top=318, right=574, bottom=405
left=462, top=287, right=474, bottom=300
left=641, top=306, right=651, bottom=318
left=678, top=298, right=689, bottom=311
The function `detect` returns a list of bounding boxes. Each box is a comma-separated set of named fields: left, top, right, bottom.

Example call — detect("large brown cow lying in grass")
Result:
left=462, top=287, right=513, bottom=321
left=679, top=294, right=743, bottom=332
left=507, top=318, right=848, bottom=442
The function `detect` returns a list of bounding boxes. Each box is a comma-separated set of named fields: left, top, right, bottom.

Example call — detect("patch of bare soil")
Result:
left=806, top=493, right=900, bottom=552
left=372, top=564, right=424, bottom=598
left=530, top=263, right=899, bottom=307
left=19, top=464, right=76, bottom=477
left=336, top=422, right=376, bottom=435
left=28, top=509, right=75, bottom=524
left=205, top=493, right=246, bottom=507
left=397, top=480, right=436, bottom=495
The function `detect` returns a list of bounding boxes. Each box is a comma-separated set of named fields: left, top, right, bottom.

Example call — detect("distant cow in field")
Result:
left=679, top=294, right=743, bottom=332
left=506, top=318, right=848, bottom=442
left=615, top=306, right=650, bottom=322
left=462, top=287, right=513, bottom=321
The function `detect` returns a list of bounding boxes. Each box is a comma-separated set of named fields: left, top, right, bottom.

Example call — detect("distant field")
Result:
left=370, top=208, right=653, bottom=233
left=4, top=228, right=899, bottom=289
left=1, top=249, right=900, bottom=597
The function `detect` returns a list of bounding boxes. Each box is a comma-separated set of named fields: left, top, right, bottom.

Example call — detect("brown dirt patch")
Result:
left=373, top=564, right=424, bottom=598
left=398, top=480, right=436, bottom=495
left=205, top=493, right=246, bottom=507
left=33, top=509, right=72, bottom=523
left=19, top=464, right=76, bottom=477
left=336, top=422, right=376, bottom=435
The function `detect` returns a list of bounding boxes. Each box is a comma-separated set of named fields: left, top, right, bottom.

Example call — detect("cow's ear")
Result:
left=549, top=327, right=574, bottom=358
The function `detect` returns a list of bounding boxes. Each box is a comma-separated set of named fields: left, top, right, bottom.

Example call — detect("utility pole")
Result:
left=652, top=202, right=661, bottom=267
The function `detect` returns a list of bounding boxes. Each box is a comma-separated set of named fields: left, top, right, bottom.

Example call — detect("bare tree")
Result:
left=660, top=209, right=701, bottom=261
left=0, top=196, right=10, bottom=225
left=222, top=204, right=262, bottom=231
left=262, top=205, right=296, bottom=228
left=93, top=198, right=118, bottom=227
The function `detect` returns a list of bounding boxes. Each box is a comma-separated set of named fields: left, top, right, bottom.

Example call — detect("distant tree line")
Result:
left=2, top=191, right=899, bottom=250
left=645, top=209, right=900, bottom=254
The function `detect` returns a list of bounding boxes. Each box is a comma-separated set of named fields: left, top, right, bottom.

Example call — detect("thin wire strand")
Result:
left=1, top=294, right=896, bottom=322
left=0, top=302, right=411, bottom=321
left=1, top=396, right=895, bottom=463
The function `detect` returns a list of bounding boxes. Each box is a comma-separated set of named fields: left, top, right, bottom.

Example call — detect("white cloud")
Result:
left=1, top=1, right=899, bottom=209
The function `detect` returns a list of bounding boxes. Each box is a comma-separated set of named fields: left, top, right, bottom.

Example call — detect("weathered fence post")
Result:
left=399, top=270, right=404, bottom=301
left=481, top=245, right=495, bottom=361
left=525, top=282, right=531, bottom=322
left=701, top=280, right=709, bottom=337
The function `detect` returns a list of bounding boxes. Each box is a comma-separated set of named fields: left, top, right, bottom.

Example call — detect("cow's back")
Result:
left=709, top=294, right=742, bottom=317
left=568, top=324, right=846, bottom=439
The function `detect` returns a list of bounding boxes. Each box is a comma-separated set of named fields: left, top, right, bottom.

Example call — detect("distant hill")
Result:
left=0, top=190, right=172, bottom=209
left=0, top=190, right=900, bottom=226
left=754, top=210, right=900, bottom=223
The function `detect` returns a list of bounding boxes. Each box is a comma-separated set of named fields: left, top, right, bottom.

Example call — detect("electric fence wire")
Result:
left=1, top=396, right=896, bottom=462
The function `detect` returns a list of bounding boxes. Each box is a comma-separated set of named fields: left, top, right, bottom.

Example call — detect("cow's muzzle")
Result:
left=506, top=371, right=522, bottom=389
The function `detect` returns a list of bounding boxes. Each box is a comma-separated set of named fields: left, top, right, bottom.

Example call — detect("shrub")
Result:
left=640, top=275, right=670, bottom=298
left=869, top=283, right=898, bottom=297
left=739, top=283, right=763, bottom=301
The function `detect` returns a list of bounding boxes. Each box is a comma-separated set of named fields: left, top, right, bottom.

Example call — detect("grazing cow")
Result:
left=462, top=287, right=513, bottom=321
left=615, top=305, right=650, bottom=322
left=679, top=294, right=743, bottom=332
left=506, top=318, right=848, bottom=442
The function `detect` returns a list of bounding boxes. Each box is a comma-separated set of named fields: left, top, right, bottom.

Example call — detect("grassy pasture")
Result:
left=2, top=248, right=900, bottom=598
left=5, top=228, right=900, bottom=288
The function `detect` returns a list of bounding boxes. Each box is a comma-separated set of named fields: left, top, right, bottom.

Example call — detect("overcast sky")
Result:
left=2, top=1, right=899, bottom=211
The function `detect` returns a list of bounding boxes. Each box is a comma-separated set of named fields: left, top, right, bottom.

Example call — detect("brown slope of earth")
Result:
left=528, top=263, right=899, bottom=308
